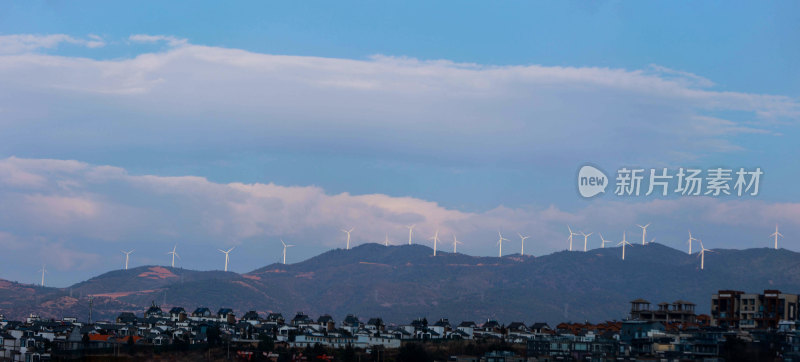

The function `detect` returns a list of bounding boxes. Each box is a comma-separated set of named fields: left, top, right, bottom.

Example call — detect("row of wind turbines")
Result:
left=119, top=241, right=296, bottom=272
left=565, top=223, right=787, bottom=270
left=51, top=223, right=782, bottom=289
left=565, top=222, right=716, bottom=269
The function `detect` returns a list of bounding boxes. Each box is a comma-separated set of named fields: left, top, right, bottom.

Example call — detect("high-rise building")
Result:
left=711, top=289, right=799, bottom=329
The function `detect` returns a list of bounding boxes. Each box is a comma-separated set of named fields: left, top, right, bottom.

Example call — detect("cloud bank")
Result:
left=0, top=34, right=105, bottom=54
left=1, top=156, right=798, bottom=285
left=0, top=34, right=796, bottom=167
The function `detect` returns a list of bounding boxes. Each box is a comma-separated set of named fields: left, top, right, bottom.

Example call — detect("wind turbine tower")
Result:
left=518, top=233, right=530, bottom=255
left=281, top=240, right=295, bottom=265
left=342, top=228, right=354, bottom=250
left=698, top=240, right=713, bottom=270
left=580, top=232, right=593, bottom=252
left=617, top=232, right=632, bottom=260
left=453, top=235, right=462, bottom=253
left=122, top=249, right=134, bottom=270
left=406, top=225, right=415, bottom=245
left=218, top=247, right=235, bottom=272
left=39, top=264, right=47, bottom=287
left=687, top=231, right=698, bottom=254
left=637, top=223, right=651, bottom=245
left=770, top=224, right=783, bottom=250
left=167, top=245, right=179, bottom=268
left=497, top=232, right=509, bottom=257
left=429, top=229, right=440, bottom=256
left=567, top=226, right=579, bottom=251
left=599, top=233, right=612, bottom=248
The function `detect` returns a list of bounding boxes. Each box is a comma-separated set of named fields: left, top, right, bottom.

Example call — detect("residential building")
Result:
left=711, top=289, right=800, bottom=329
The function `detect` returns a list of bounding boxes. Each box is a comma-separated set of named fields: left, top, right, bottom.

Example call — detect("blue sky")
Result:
left=0, top=1, right=799, bottom=285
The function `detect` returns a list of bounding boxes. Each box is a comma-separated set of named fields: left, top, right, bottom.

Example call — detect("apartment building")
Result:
left=711, top=289, right=799, bottom=329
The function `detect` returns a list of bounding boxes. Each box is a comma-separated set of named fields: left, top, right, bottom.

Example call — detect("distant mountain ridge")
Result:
left=1, top=243, right=799, bottom=325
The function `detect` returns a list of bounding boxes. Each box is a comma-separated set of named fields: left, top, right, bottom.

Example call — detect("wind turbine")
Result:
left=384, top=233, right=391, bottom=247
left=281, top=240, right=294, bottom=265
left=637, top=223, right=651, bottom=245
left=452, top=235, right=463, bottom=253
left=497, top=232, right=509, bottom=257
left=770, top=224, right=783, bottom=250
left=518, top=233, right=530, bottom=255
left=617, top=232, right=632, bottom=260
left=599, top=233, right=612, bottom=248
left=406, top=225, right=415, bottom=245
left=122, top=249, right=135, bottom=270
left=167, top=245, right=180, bottom=268
left=580, top=232, right=593, bottom=252
left=567, top=226, right=579, bottom=251
left=218, top=247, right=235, bottom=272
left=341, top=228, right=354, bottom=250
left=39, top=264, right=47, bottom=287
left=687, top=231, right=698, bottom=254
left=698, top=240, right=713, bottom=270
left=429, top=229, right=440, bottom=256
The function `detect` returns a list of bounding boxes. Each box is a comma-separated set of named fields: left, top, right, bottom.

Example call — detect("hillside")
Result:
left=1, top=243, right=799, bottom=325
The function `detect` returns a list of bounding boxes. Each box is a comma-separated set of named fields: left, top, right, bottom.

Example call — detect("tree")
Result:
left=126, top=335, right=136, bottom=356
left=312, top=343, right=326, bottom=356
left=397, top=343, right=430, bottom=362
left=341, top=343, right=356, bottom=362
left=721, top=336, right=751, bottom=362
left=257, top=333, right=274, bottom=352
left=206, top=326, right=221, bottom=347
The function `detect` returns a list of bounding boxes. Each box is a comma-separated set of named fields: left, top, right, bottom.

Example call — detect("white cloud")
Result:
left=0, top=35, right=796, bottom=167
left=128, top=34, right=188, bottom=48
left=129, top=34, right=188, bottom=47
left=0, top=34, right=105, bottom=54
